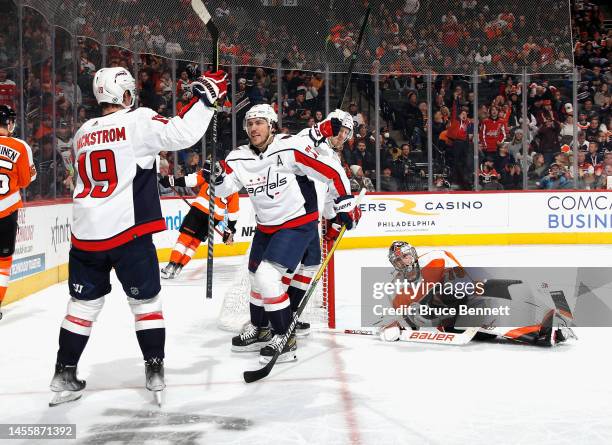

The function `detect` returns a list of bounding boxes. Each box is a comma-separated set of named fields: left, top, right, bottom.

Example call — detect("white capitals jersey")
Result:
left=71, top=99, right=213, bottom=251
left=216, top=132, right=350, bottom=233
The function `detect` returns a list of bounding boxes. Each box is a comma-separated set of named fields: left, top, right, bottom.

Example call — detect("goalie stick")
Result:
left=190, top=0, right=219, bottom=299
left=243, top=189, right=367, bottom=383
left=336, top=327, right=480, bottom=346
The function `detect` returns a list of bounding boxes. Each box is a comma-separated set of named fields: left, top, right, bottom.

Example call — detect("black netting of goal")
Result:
left=20, top=0, right=573, bottom=74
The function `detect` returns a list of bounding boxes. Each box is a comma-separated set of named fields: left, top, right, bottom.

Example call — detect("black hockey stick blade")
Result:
left=336, top=7, right=371, bottom=110
left=243, top=190, right=367, bottom=383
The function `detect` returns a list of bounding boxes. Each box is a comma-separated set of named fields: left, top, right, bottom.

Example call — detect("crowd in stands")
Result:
left=0, top=0, right=609, bottom=199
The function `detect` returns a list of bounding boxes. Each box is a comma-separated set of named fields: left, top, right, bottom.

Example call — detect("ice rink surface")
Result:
left=1, top=245, right=612, bottom=445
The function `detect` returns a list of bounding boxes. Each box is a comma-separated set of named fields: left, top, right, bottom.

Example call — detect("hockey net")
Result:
left=217, top=223, right=335, bottom=333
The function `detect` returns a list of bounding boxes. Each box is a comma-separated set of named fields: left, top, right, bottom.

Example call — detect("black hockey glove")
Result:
left=222, top=220, right=237, bottom=244
left=159, top=175, right=187, bottom=188
left=159, top=175, right=173, bottom=188
left=309, top=118, right=343, bottom=146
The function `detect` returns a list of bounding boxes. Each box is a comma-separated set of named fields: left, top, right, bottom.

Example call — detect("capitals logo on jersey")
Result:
left=245, top=167, right=288, bottom=198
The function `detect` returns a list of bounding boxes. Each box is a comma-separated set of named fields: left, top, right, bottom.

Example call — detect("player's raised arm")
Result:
left=134, top=70, right=228, bottom=154
left=290, top=110, right=361, bottom=230
left=290, top=121, right=351, bottom=199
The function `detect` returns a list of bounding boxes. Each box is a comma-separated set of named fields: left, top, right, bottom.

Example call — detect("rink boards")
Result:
left=7, top=190, right=612, bottom=304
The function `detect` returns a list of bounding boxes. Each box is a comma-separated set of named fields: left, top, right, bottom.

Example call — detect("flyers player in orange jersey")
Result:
left=380, top=241, right=576, bottom=346
left=0, top=105, right=36, bottom=319
left=158, top=160, right=239, bottom=279
left=384, top=241, right=471, bottom=332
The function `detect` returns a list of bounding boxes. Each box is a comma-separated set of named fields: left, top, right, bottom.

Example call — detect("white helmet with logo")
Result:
left=327, top=108, right=354, bottom=142
left=243, top=104, right=278, bottom=132
left=93, top=67, right=136, bottom=108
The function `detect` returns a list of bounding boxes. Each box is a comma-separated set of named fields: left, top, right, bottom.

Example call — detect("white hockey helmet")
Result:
left=243, top=104, right=278, bottom=132
left=93, top=67, right=136, bottom=108
left=327, top=108, right=354, bottom=142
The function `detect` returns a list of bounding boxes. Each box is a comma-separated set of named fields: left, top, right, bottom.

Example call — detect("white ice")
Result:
left=1, top=245, right=612, bottom=445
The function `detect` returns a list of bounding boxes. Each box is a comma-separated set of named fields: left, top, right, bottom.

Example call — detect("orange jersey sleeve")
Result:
left=0, top=136, right=36, bottom=218
left=224, top=192, right=239, bottom=221
left=191, top=179, right=240, bottom=222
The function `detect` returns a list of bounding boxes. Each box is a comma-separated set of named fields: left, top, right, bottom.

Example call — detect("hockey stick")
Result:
left=335, top=327, right=480, bottom=346
left=191, top=0, right=219, bottom=299
left=398, top=327, right=480, bottom=345
left=336, top=7, right=371, bottom=110
left=244, top=189, right=367, bottom=383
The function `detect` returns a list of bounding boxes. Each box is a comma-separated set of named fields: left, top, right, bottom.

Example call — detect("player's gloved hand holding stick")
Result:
left=324, top=195, right=363, bottom=242
left=190, top=70, right=228, bottom=107
left=157, top=173, right=227, bottom=240
left=222, top=220, right=236, bottom=245
left=243, top=189, right=366, bottom=383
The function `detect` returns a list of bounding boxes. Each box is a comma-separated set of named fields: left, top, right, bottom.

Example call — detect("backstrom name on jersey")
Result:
left=76, top=127, right=126, bottom=150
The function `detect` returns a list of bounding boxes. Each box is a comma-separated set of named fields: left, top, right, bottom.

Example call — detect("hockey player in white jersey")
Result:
left=215, top=104, right=361, bottom=363
left=49, top=66, right=227, bottom=406
left=282, top=108, right=356, bottom=337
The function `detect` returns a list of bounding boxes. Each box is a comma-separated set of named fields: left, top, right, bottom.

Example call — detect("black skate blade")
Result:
left=49, top=390, right=83, bottom=407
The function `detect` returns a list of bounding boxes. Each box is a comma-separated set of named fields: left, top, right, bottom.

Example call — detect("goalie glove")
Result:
left=191, top=70, right=228, bottom=107
left=309, top=117, right=343, bottom=146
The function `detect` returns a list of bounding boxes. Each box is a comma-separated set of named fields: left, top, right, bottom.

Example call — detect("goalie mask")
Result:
left=388, top=241, right=419, bottom=277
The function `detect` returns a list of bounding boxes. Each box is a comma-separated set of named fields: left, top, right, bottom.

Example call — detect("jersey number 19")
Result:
left=75, top=150, right=118, bottom=199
